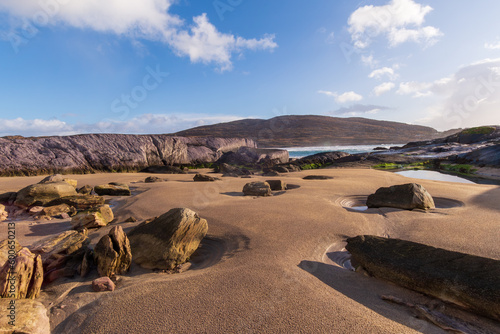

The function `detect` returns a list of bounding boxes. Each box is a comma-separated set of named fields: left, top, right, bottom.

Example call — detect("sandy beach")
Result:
left=2, top=168, right=500, bottom=333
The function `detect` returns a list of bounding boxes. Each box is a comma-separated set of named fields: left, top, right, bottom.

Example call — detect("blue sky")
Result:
left=1, top=0, right=500, bottom=136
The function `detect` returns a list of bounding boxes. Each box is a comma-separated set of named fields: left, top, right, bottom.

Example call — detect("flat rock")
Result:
left=0, top=299, right=50, bottom=334
left=265, top=180, right=287, bottom=191
left=39, top=204, right=76, bottom=218
left=92, top=277, right=115, bottom=292
left=366, top=183, right=435, bottom=210
left=193, top=174, right=219, bottom=182
left=243, top=182, right=272, bottom=196
left=71, top=205, right=114, bottom=230
left=128, top=208, right=208, bottom=270
left=346, top=235, right=500, bottom=322
left=15, top=181, right=78, bottom=207
left=46, top=194, right=105, bottom=210
left=39, top=174, right=78, bottom=188
left=302, top=175, right=333, bottom=180
left=94, top=183, right=131, bottom=196
left=94, top=226, right=132, bottom=277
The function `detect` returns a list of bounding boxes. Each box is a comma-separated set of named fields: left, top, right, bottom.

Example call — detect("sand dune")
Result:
left=3, top=169, right=499, bottom=333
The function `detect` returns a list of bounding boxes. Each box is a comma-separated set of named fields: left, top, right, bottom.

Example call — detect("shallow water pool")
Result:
left=395, top=170, right=475, bottom=184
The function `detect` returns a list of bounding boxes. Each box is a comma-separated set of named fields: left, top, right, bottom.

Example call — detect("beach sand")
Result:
left=2, top=168, right=499, bottom=333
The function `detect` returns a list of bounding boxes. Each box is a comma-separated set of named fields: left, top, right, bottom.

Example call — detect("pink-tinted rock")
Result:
left=92, top=277, right=115, bottom=292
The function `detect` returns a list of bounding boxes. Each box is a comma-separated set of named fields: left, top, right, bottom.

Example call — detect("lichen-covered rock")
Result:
left=94, top=226, right=132, bottom=277
left=71, top=205, right=114, bottom=230
left=265, top=180, right=287, bottom=191
left=0, top=299, right=50, bottom=334
left=242, top=182, right=272, bottom=197
left=92, top=276, right=115, bottom=292
left=14, top=181, right=78, bottom=207
left=193, top=174, right=219, bottom=182
left=366, top=183, right=435, bottom=210
left=220, top=163, right=252, bottom=177
left=346, top=235, right=500, bottom=322
left=94, top=183, right=131, bottom=196
left=128, top=208, right=208, bottom=270
left=0, top=248, right=43, bottom=299
left=39, top=204, right=76, bottom=218
left=46, top=194, right=105, bottom=210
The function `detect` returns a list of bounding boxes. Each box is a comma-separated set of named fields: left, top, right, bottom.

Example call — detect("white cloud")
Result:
left=485, top=41, right=500, bottom=50
left=415, top=58, right=500, bottom=129
left=0, top=0, right=277, bottom=71
left=373, top=82, right=395, bottom=96
left=397, top=81, right=433, bottom=97
left=361, top=55, right=377, bottom=68
left=330, top=104, right=391, bottom=116
left=348, top=0, right=442, bottom=49
left=0, top=113, right=245, bottom=137
left=368, top=66, right=398, bottom=80
left=318, top=90, right=363, bottom=104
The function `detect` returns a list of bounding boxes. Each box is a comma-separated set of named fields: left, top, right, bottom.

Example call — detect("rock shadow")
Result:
left=470, top=187, right=500, bottom=212
left=221, top=192, right=244, bottom=197
left=26, top=220, right=72, bottom=237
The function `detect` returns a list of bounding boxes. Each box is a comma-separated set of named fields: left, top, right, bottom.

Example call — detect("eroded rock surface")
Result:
left=94, top=226, right=132, bottom=277
left=15, top=182, right=78, bottom=207
left=71, top=205, right=114, bottom=230
left=366, top=183, right=435, bottom=210
left=0, top=299, right=50, bottom=334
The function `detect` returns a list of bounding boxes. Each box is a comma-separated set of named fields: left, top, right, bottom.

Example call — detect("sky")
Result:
left=1, top=0, right=500, bottom=137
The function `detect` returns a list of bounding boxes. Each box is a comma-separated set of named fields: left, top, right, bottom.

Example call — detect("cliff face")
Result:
left=0, top=134, right=255, bottom=176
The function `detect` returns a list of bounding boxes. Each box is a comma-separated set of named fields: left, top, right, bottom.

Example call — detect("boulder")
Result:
left=346, top=235, right=500, bottom=322
left=39, top=204, right=76, bottom=218
left=217, top=147, right=289, bottom=166
left=0, top=204, right=7, bottom=221
left=46, top=194, right=105, bottom=210
left=0, top=299, right=50, bottom=334
left=77, top=185, right=93, bottom=195
left=243, top=182, right=272, bottom=197
left=145, top=176, right=164, bottom=183
left=14, top=181, right=78, bottom=207
left=303, top=175, right=334, bottom=180
left=366, top=183, right=435, bottom=210
left=71, top=205, right=114, bottom=230
left=39, top=174, right=77, bottom=188
left=92, top=276, right=115, bottom=292
left=0, top=248, right=43, bottom=299
left=265, top=180, right=287, bottom=191
left=128, top=208, right=208, bottom=270
left=0, top=192, right=16, bottom=204
left=220, top=163, right=252, bottom=177
left=94, top=183, right=131, bottom=196
left=193, top=174, right=219, bottom=182
left=94, top=226, right=132, bottom=277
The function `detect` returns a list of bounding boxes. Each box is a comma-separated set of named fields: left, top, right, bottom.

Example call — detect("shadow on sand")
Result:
left=470, top=186, right=500, bottom=212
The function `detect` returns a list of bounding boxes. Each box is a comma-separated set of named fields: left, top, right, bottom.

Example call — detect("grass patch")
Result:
left=460, top=126, right=495, bottom=135
left=372, top=163, right=401, bottom=169
left=441, top=164, right=477, bottom=175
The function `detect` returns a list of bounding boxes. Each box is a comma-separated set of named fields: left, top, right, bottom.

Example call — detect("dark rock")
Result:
left=243, top=182, right=272, bottom=196
left=0, top=192, right=17, bottom=204
left=45, top=194, right=105, bottom=210
left=94, top=183, right=131, bottom=196
left=220, top=163, right=253, bottom=177
left=128, top=208, right=208, bottom=270
left=272, top=166, right=289, bottom=173
left=458, top=143, right=500, bottom=166
left=193, top=174, right=219, bottom=182
left=77, top=185, right=93, bottom=195
left=373, top=147, right=389, bottom=151
left=94, top=226, right=132, bottom=277
left=145, top=176, right=164, bottom=183
left=80, top=249, right=94, bottom=277
left=303, top=175, right=333, bottom=180
left=217, top=146, right=289, bottom=166
left=125, top=216, right=137, bottom=222
left=92, top=277, right=115, bottom=292
left=71, top=205, right=114, bottom=230
left=262, top=170, right=280, bottom=177
left=296, top=151, right=351, bottom=166
left=346, top=235, right=500, bottom=322
left=142, top=165, right=187, bottom=174
left=15, top=181, right=78, bottom=207
left=366, top=183, right=435, bottom=210
left=266, top=180, right=287, bottom=191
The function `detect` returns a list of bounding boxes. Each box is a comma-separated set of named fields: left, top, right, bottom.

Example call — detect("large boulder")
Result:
left=217, top=147, right=289, bottom=166
left=94, top=226, right=132, bottom=277
left=30, top=229, right=90, bottom=283
left=128, top=208, right=208, bottom=270
left=71, top=205, right=114, bottom=230
left=0, top=299, right=50, bottom=334
left=366, top=183, right=435, bottom=210
left=46, top=194, right=105, bottom=210
left=346, top=235, right=500, bottom=322
left=0, top=248, right=43, bottom=299
left=15, top=181, right=78, bottom=207
left=242, top=182, right=272, bottom=197
left=0, top=192, right=17, bottom=205
left=94, top=183, right=131, bottom=196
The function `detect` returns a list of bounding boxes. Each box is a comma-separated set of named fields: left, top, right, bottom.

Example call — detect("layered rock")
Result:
left=77, top=185, right=93, bottom=195
left=94, top=183, right=131, bottom=196
left=243, top=182, right=272, bottom=197
left=94, top=226, right=132, bottom=277
left=366, top=183, right=435, bottom=210
left=346, top=235, right=500, bottom=322
left=0, top=247, right=43, bottom=299
left=0, top=299, right=50, bottom=334
left=15, top=181, right=78, bottom=207
left=71, top=205, right=114, bottom=230
left=128, top=208, right=208, bottom=270
left=0, top=134, right=255, bottom=176
left=39, top=204, right=76, bottom=218
left=46, top=194, right=105, bottom=210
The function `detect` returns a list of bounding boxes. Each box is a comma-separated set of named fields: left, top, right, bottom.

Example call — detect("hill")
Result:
left=173, top=115, right=442, bottom=147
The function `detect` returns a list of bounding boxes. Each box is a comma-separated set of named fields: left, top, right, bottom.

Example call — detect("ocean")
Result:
left=282, top=145, right=398, bottom=158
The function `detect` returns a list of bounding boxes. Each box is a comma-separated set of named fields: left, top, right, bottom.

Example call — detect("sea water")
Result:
left=283, top=145, right=397, bottom=158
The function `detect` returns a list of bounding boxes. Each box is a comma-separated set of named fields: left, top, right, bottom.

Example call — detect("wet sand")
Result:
left=2, top=169, right=500, bottom=333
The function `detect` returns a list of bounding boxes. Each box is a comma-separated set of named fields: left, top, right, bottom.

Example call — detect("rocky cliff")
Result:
left=0, top=134, right=255, bottom=176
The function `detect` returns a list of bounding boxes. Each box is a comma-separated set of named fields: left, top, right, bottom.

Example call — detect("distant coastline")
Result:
left=281, top=144, right=400, bottom=158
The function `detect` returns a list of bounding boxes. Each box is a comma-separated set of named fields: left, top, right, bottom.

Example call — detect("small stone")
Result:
left=242, top=182, right=272, bottom=197
left=92, top=277, right=115, bottom=292
left=265, top=180, right=287, bottom=191
left=125, top=216, right=137, bottom=222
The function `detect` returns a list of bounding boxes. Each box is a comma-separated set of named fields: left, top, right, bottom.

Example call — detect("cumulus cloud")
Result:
left=348, top=0, right=442, bottom=48
left=318, top=90, right=363, bottom=104
left=396, top=81, right=434, bottom=97
left=485, top=41, right=500, bottom=50
left=0, top=113, right=245, bottom=137
left=361, top=55, right=377, bottom=68
left=415, top=58, right=500, bottom=129
left=330, top=104, right=391, bottom=116
left=368, top=66, right=399, bottom=80
left=373, top=82, right=395, bottom=96
left=0, top=0, right=277, bottom=71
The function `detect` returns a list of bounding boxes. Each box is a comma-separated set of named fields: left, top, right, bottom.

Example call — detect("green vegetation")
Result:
left=372, top=163, right=402, bottom=169
left=299, top=162, right=333, bottom=170
left=184, top=163, right=216, bottom=169
left=460, top=126, right=495, bottom=135
left=372, top=161, right=429, bottom=170
left=441, top=164, right=477, bottom=175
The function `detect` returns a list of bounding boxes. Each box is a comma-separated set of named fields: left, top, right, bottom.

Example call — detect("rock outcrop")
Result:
left=0, top=299, right=50, bottom=334
left=128, top=208, right=208, bottom=270
left=94, top=183, right=131, bottom=196
left=219, top=163, right=252, bottom=177
left=366, top=183, right=435, bottom=210
left=71, top=205, right=114, bottom=230
left=346, top=235, right=500, bottom=322
left=15, top=181, right=78, bottom=207
left=243, top=182, right=272, bottom=197
left=39, top=174, right=77, bottom=188
left=94, top=226, right=132, bottom=277
left=0, top=134, right=255, bottom=176
left=217, top=147, right=289, bottom=166
left=0, top=247, right=43, bottom=299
